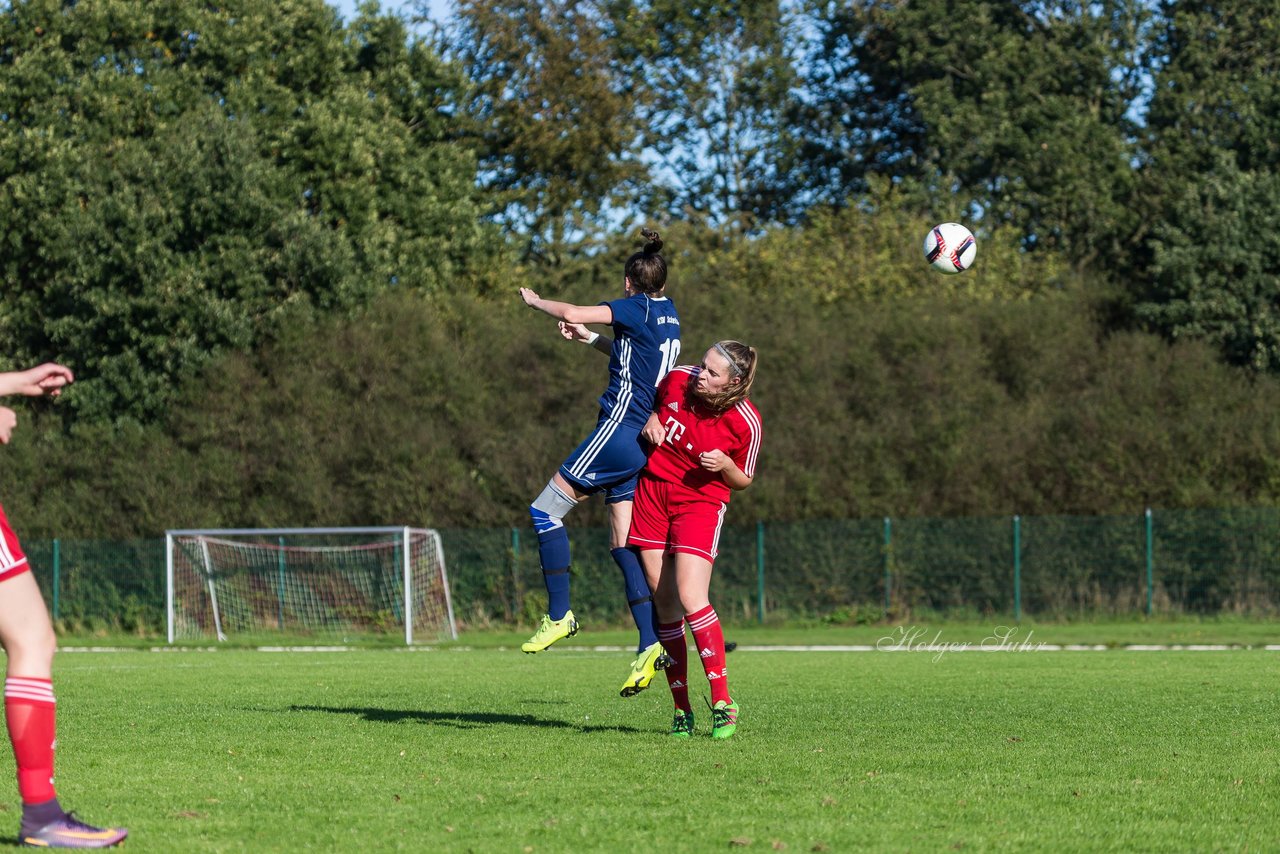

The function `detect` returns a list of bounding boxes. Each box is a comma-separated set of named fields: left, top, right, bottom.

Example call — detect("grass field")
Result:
left=426, top=615, right=1280, bottom=650
left=21, top=624, right=1280, bottom=851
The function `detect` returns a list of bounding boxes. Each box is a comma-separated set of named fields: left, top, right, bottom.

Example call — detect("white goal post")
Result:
left=165, top=527, right=457, bottom=645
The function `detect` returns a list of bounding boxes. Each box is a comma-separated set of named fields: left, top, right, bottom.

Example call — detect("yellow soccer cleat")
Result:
left=521, top=610, right=579, bottom=653
left=619, top=641, right=673, bottom=698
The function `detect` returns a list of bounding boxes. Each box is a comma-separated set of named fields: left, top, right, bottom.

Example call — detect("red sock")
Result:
left=657, top=620, right=691, bottom=713
left=5, top=677, right=57, bottom=804
left=687, top=605, right=730, bottom=705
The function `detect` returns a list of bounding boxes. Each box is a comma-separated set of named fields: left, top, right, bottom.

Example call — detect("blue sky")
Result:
left=329, top=0, right=452, bottom=26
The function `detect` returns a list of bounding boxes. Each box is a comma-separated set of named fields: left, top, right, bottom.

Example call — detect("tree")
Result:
left=0, top=0, right=496, bottom=421
left=1129, top=1, right=1280, bottom=371
left=446, top=0, right=647, bottom=262
left=614, top=0, right=804, bottom=233
left=444, top=0, right=807, bottom=249
left=801, top=1, right=1149, bottom=268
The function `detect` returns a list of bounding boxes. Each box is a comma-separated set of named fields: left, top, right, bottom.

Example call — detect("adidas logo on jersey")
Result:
left=668, top=402, right=679, bottom=412
left=699, top=646, right=714, bottom=658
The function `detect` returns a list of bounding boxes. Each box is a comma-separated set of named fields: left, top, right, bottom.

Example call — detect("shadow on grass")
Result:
left=287, top=704, right=644, bottom=734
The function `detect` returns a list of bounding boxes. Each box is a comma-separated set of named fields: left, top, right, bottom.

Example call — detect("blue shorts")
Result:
left=558, top=413, right=647, bottom=503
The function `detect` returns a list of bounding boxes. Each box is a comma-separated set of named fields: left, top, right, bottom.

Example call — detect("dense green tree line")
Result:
left=0, top=0, right=503, bottom=420
left=0, top=0, right=1278, bottom=539
left=442, top=0, right=1280, bottom=370
left=5, top=209, right=1280, bottom=539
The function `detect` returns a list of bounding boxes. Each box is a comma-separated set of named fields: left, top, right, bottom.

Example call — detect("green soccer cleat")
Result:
left=669, top=710, right=695, bottom=738
left=710, top=699, right=739, bottom=740
left=620, top=641, right=673, bottom=698
left=521, top=610, right=579, bottom=653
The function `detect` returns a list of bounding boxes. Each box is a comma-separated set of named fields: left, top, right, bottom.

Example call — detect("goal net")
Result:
left=165, top=527, right=457, bottom=645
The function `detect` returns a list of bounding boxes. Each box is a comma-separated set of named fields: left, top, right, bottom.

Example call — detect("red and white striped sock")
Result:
left=688, top=605, right=730, bottom=706
left=5, top=677, right=57, bottom=804
left=657, top=620, right=691, bottom=713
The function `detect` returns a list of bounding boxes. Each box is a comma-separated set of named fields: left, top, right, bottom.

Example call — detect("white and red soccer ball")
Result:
left=923, top=222, right=977, bottom=274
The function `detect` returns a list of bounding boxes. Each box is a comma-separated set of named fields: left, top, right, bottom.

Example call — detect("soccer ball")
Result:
left=923, top=222, right=977, bottom=274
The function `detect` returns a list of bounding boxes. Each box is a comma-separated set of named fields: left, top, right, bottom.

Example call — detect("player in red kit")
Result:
left=0, top=364, right=126, bottom=847
left=628, top=341, right=760, bottom=739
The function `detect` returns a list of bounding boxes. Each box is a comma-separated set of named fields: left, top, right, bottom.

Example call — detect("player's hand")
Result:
left=0, top=407, right=17, bottom=444
left=519, top=287, right=541, bottom=309
left=559, top=321, right=592, bottom=342
left=698, top=449, right=733, bottom=472
left=642, top=413, right=666, bottom=445
left=12, top=363, right=74, bottom=397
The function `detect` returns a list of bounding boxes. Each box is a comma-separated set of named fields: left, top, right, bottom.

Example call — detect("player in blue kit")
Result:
left=518, top=229, right=681, bottom=696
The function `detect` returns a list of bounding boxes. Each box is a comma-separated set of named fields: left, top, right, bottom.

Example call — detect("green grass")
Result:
left=57, top=614, right=1280, bottom=651
left=25, top=637, right=1280, bottom=852
left=441, top=615, right=1280, bottom=651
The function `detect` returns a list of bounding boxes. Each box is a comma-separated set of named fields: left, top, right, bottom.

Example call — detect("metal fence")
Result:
left=27, top=507, right=1280, bottom=634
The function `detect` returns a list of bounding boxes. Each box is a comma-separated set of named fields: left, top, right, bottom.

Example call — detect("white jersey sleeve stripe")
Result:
left=0, top=533, right=18, bottom=570
left=734, top=402, right=763, bottom=477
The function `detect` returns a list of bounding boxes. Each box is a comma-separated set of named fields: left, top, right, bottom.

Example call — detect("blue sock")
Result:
left=611, top=547, right=657, bottom=651
left=537, top=527, right=572, bottom=620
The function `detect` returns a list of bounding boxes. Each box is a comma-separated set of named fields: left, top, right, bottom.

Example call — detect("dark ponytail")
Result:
left=625, top=227, right=668, bottom=294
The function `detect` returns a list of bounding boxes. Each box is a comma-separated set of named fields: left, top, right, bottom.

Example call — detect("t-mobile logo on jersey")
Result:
left=663, top=416, right=686, bottom=445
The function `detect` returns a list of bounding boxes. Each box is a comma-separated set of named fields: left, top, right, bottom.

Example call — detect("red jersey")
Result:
left=644, top=365, right=763, bottom=503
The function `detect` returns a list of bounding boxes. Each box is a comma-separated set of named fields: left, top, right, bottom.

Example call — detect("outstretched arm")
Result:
left=559, top=321, right=613, bottom=355
left=0, top=363, right=74, bottom=399
left=519, top=288, right=613, bottom=326
left=0, top=364, right=72, bottom=445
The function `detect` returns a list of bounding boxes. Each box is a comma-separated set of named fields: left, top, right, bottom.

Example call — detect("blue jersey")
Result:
left=597, top=293, right=681, bottom=430
left=558, top=292, right=680, bottom=496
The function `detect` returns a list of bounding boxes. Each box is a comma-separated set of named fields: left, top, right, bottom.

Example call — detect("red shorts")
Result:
left=0, top=504, right=27, bottom=583
left=627, top=474, right=728, bottom=562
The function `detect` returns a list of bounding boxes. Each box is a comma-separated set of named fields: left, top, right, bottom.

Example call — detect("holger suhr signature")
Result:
left=876, top=625, right=1048, bottom=662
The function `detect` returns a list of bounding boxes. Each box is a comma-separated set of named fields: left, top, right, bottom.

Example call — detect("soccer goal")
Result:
left=165, top=527, right=457, bottom=645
